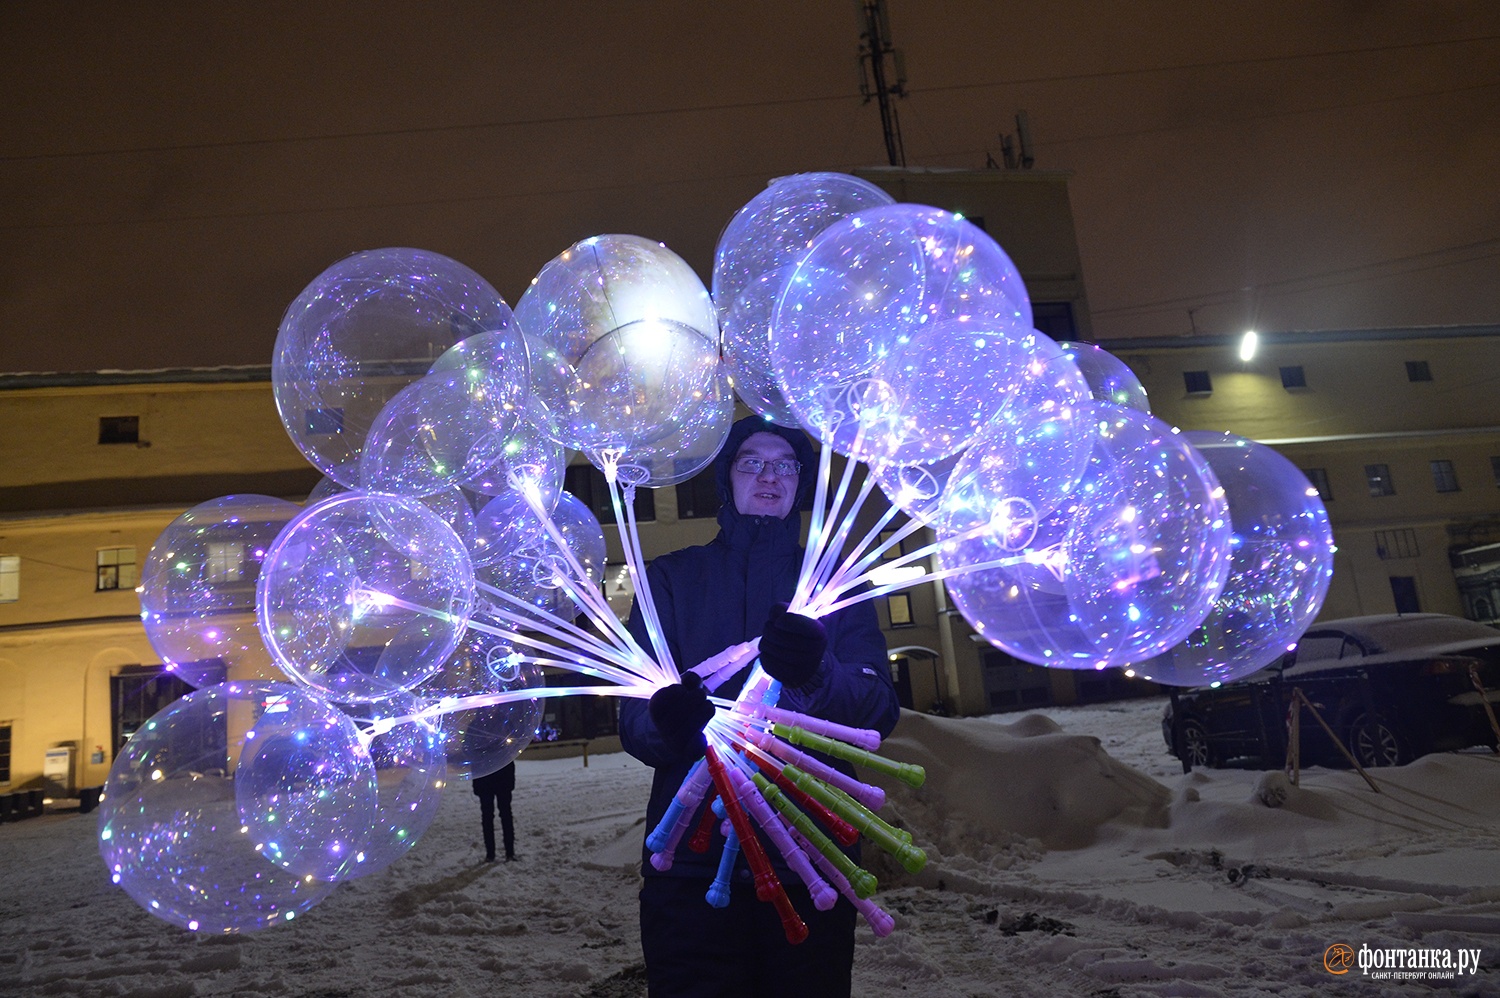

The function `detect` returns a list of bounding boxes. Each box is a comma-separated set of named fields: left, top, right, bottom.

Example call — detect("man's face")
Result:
left=730, top=431, right=799, bottom=519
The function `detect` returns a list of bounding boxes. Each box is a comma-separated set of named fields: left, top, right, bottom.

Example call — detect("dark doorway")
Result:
left=890, top=656, right=915, bottom=711
left=111, top=666, right=196, bottom=751
left=1390, top=576, right=1421, bottom=614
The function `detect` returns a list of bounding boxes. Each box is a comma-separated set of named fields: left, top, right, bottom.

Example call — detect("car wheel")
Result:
left=1179, top=719, right=1213, bottom=772
left=1348, top=714, right=1408, bottom=768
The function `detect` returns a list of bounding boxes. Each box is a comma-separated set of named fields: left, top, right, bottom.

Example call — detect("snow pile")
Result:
left=3, top=697, right=1497, bottom=997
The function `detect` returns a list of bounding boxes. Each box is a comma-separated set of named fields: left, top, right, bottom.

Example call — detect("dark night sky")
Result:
left=3, top=1, right=1498, bottom=373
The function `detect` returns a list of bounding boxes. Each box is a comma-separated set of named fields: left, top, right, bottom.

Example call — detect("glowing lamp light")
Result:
left=1239, top=330, right=1258, bottom=362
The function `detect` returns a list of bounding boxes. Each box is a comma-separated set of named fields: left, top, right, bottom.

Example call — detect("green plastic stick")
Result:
left=751, top=772, right=879, bottom=899
left=772, top=723, right=926, bottom=788
left=778, top=764, right=928, bottom=875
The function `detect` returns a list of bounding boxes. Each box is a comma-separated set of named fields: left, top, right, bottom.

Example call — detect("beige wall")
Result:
left=1109, top=329, right=1500, bottom=622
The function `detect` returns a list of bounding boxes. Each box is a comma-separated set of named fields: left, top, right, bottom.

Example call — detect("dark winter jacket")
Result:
left=619, top=416, right=901, bottom=882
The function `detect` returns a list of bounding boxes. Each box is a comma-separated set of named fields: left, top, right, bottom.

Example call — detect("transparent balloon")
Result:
left=1135, top=431, right=1335, bottom=687
left=234, top=685, right=377, bottom=882
left=98, top=680, right=340, bottom=933
left=139, top=495, right=301, bottom=687
left=565, top=318, right=732, bottom=476
left=771, top=204, right=1033, bottom=464
left=940, top=404, right=1232, bottom=669
left=713, top=172, right=895, bottom=424
left=414, top=630, right=546, bottom=782
left=474, top=489, right=606, bottom=619
left=1058, top=341, right=1150, bottom=412
left=359, top=324, right=530, bottom=497
left=305, top=476, right=347, bottom=505
left=273, top=248, right=515, bottom=488
left=335, top=691, right=448, bottom=877
left=257, top=492, right=475, bottom=703
left=459, top=406, right=567, bottom=501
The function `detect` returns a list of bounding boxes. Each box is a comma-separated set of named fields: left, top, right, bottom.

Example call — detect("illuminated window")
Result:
left=0, top=555, right=17, bottom=602
left=206, top=543, right=245, bottom=582
left=96, top=547, right=138, bottom=592
left=887, top=593, right=913, bottom=627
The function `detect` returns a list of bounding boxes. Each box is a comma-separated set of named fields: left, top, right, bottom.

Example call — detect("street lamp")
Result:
left=1238, top=329, right=1258, bottom=362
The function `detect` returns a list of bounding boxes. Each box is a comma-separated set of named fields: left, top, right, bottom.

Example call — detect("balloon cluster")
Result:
left=101, top=172, right=1334, bottom=937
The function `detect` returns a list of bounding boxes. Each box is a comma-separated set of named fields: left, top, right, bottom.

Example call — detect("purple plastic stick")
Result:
left=789, top=826, right=895, bottom=937
left=646, top=757, right=713, bottom=871
left=739, top=701, right=882, bottom=751
left=743, top=728, right=886, bottom=811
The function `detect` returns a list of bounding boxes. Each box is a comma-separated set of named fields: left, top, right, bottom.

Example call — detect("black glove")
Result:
left=759, top=604, right=827, bottom=689
left=649, top=673, right=714, bottom=755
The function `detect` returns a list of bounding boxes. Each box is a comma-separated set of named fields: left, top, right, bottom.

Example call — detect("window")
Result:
left=886, top=592, right=913, bottom=627
left=0, top=555, right=17, bottom=602
left=96, top=546, right=138, bottom=591
left=1365, top=464, right=1395, bottom=497
left=1279, top=365, right=1307, bottom=389
left=1374, top=529, right=1419, bottom=560
left=0, top=724, right=9, bottom=783
left=1302, top=468, right=1332, bottom=501
left=1390, top=576, right=1421, bottom=614
left=206, top=543, right=245, bottom=582
left=98, top=415, right=139, bottom=444
left=1491, top=456, right=1500, bottom=488
left=564, top=464, right=654, bottom=525
left=1183, top=370, right=1212, bottom=395
left=879, top=530, right=903, bottom=560
left=1030, top=302, right=1076, bottom=341
left=1431, top=460, right=1460, bottom=493
left=674, top=467, right=720, bottom=520
left=305, top=408, right=344, bottom=435
left=1405, top=361, right=1432, bottom=382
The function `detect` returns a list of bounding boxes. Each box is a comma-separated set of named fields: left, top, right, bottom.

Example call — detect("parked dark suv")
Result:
left=1163, top=614, right=1500, bottom=772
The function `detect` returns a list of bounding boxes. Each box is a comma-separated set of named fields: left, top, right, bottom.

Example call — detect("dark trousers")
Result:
left=477, top=790, right=514, bottom=860
left=639, top=877, right=857, bottom=998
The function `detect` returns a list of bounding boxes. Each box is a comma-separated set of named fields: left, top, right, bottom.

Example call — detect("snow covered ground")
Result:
left=4, top=696, right=1499, bottom=997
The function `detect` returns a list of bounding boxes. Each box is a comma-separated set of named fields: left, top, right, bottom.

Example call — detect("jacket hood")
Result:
left=713, top=415, right=817, bottom=517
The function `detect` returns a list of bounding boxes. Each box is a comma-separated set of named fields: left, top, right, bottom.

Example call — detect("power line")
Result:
left=5, top=33, right=1496, bottom=164
left=1092, top=238, right=1500, bottom=320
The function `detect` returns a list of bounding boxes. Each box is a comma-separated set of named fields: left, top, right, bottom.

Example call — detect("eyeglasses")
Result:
left=733, top=457, right=801, bottom=477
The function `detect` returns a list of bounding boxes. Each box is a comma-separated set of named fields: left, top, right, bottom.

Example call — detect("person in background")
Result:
left=620, top=416, right=901, bottom=997
left=472, top=760, right=517, bottom=863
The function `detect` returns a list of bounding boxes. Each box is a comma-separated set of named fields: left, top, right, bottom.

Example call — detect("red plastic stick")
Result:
left=746, top=747, right=859, bottom=847
left=704, top=745, right=808, bottom=945
left=688, top=792, right=720, bottom=853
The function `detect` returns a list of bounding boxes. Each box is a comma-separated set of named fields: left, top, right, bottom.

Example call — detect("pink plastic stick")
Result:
left=744, top=728, right=886, bottom=811
left=723, top=758, right=838, bottom=911
left=789, top=826, right=895, bottom=937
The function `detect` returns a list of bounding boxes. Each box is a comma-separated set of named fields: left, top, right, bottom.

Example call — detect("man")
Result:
left=620, top=416, right=901, bottom=997
left=472, top=759, right=516, bottom=862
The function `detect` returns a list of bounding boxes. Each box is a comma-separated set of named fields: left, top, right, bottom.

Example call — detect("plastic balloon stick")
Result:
left=705, top=826, right=740, bottom=909
left=722, top=758, right=838, bottom=911
left=743, top=728, right=886, bottom=811
left=704, top=746, right=808, bottom=944
left=751, top=771, right=877, bottom=899
left=688, top=793, right=720, bottom=853
left=771, top=723, right=927, bottom=788
left=789, top=825, right=895, bottom=937
left=776, top=764, right=927, bottom=875
left=736, top=701, right=882, bottom=750
left=646, top=758, right=712, bottom=869
left=745, top=748, right=859, bottom=847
